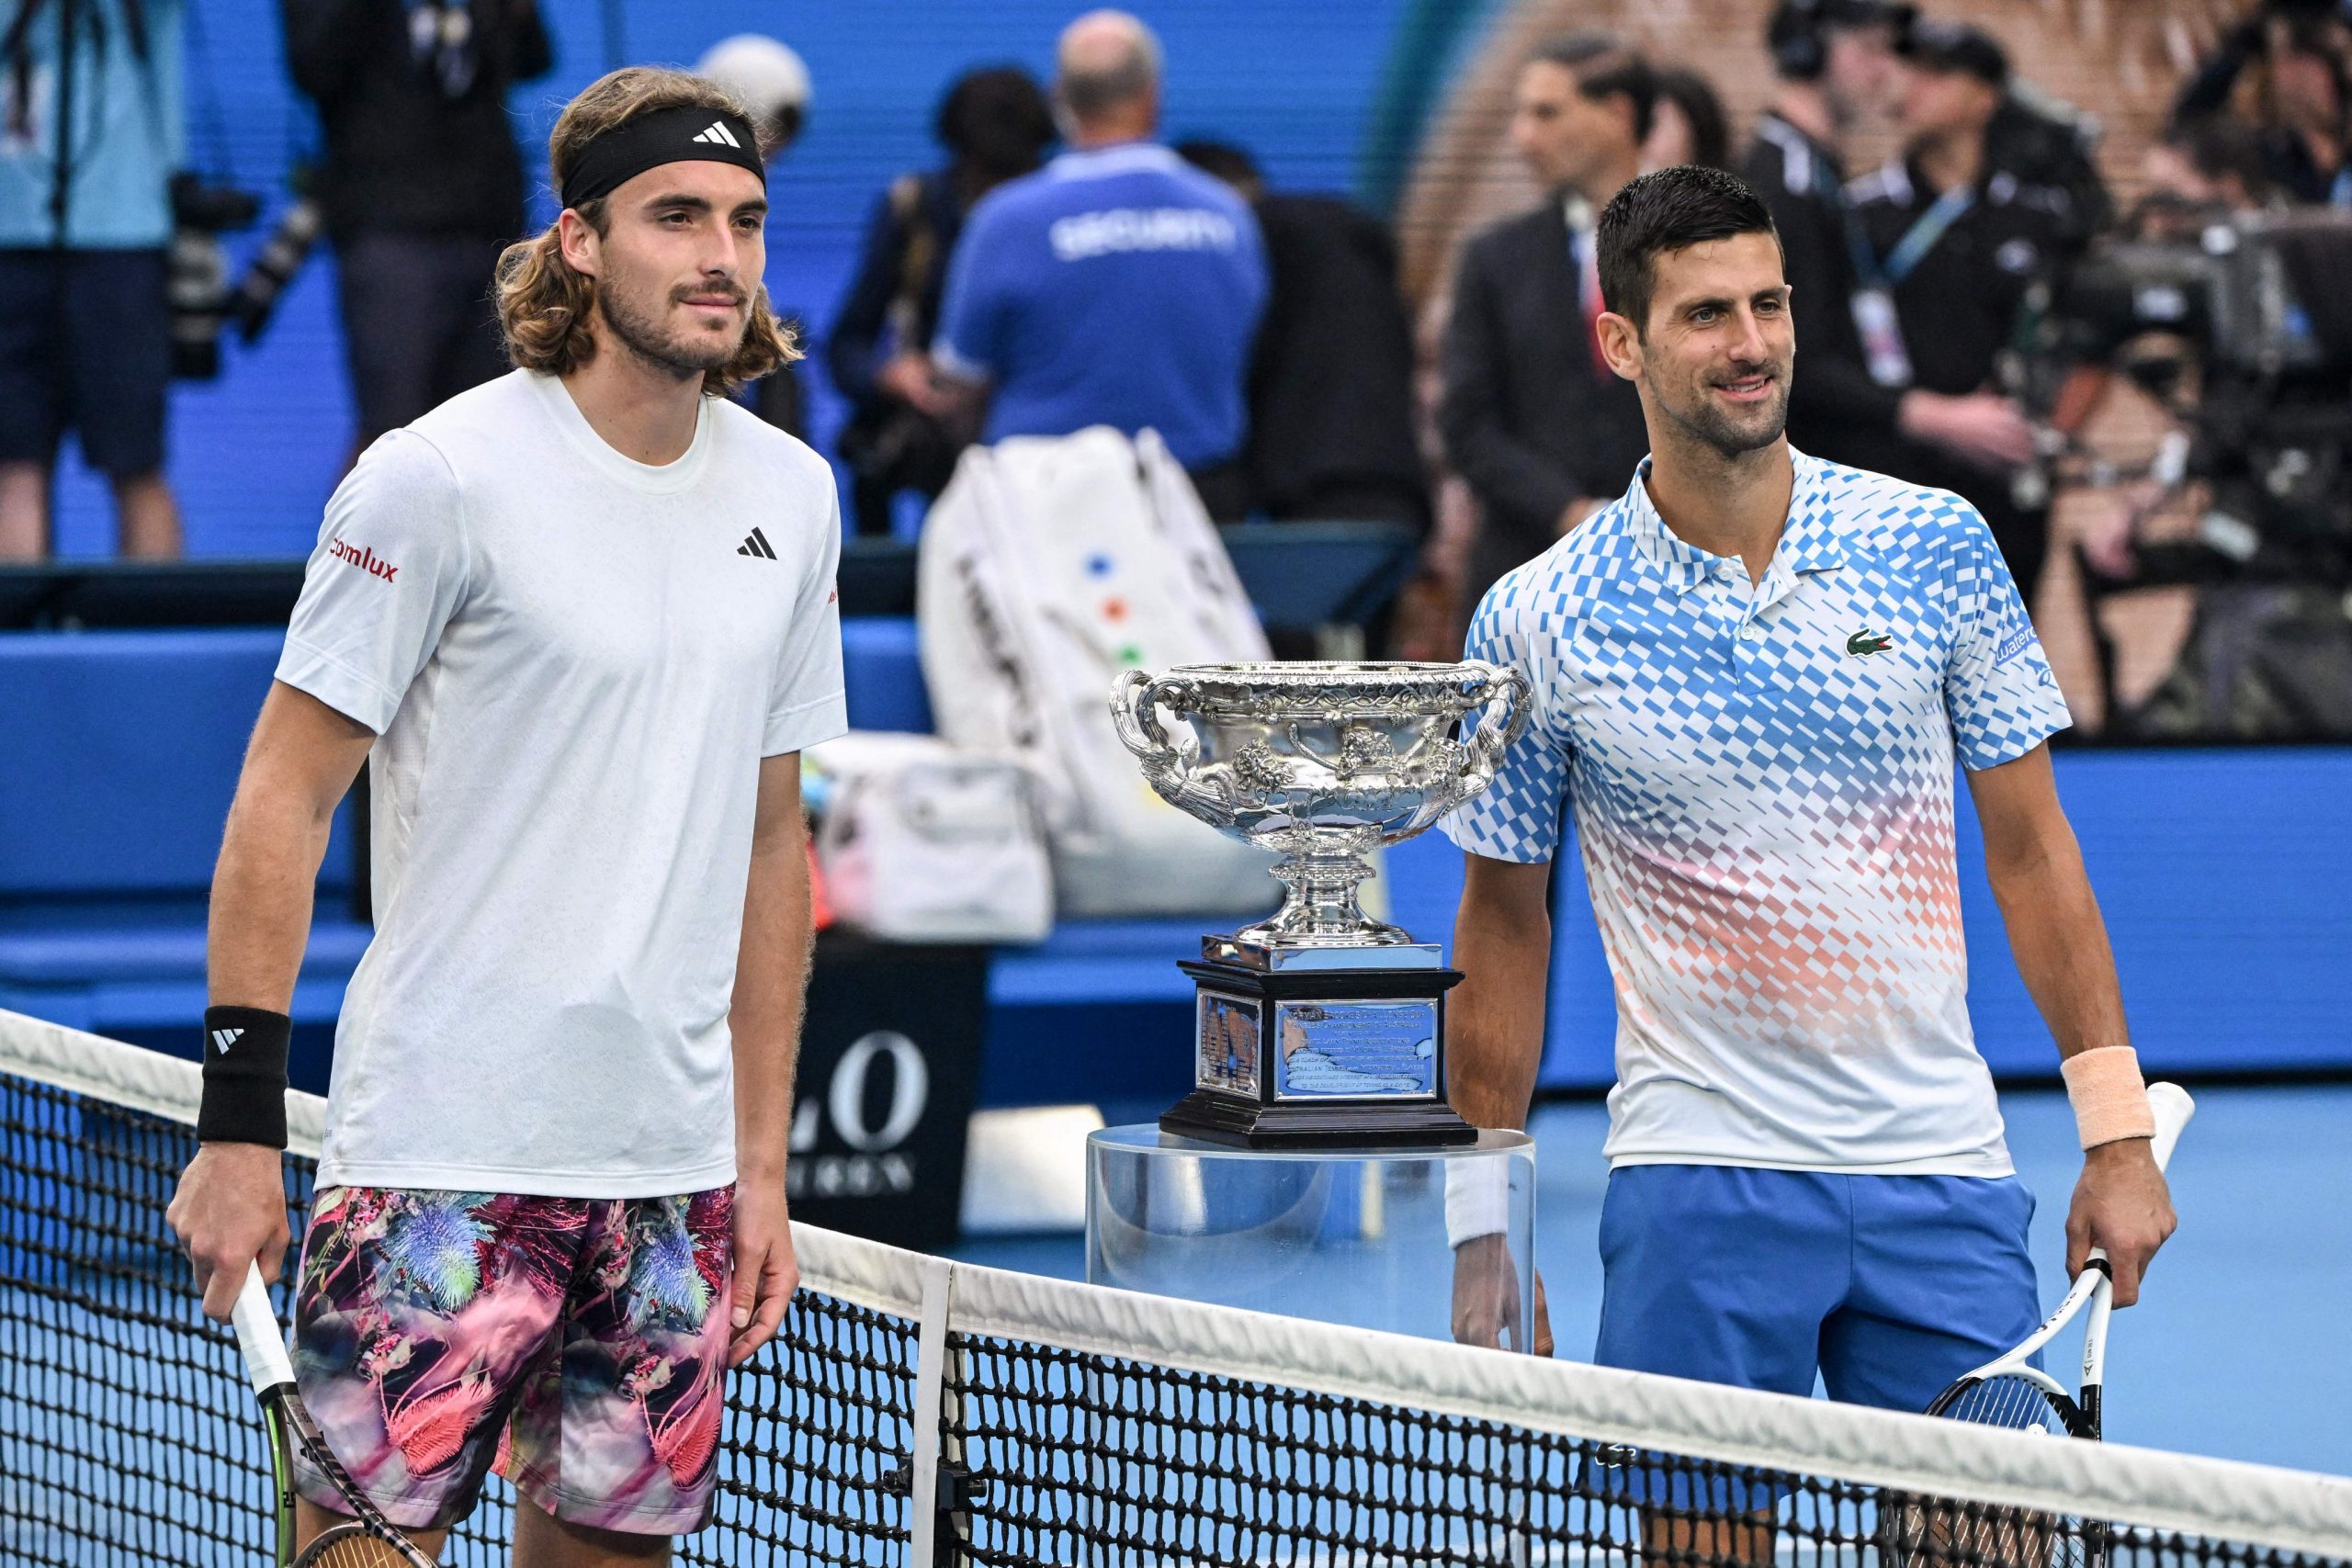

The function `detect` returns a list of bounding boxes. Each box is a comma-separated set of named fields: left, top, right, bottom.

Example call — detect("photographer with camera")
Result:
left=1, top=0, right=187, bottom=559
left=2173, top=0, right=2352, bottom=207
left=280, top=0, right=550, bottom=459
left=1846, top=20, right=2071, bottom=598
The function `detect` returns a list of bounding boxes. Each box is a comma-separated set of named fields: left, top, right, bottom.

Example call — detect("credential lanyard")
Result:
left=1874, top=183, right=1974, bottom=288
left=1823, top=165, right=1888, bottom=307
left=1843, top=176, right=1973, bottom=389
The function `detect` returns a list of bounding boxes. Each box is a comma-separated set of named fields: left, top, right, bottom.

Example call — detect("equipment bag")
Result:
left=808, top=733, right=1054, bottom=943
left=917, top=426, right=1279, bottom=919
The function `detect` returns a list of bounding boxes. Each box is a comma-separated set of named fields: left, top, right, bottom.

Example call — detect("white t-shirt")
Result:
left=1442, top=454, right=2072, bottom=1176
left=277, top=369, right=847, bottom=1198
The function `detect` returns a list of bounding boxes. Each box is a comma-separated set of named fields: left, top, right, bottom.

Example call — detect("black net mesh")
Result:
left=0, top=1065, right=914, bottom=1567
left=942, top=1332, right=2228, bottom=1568
left=2, top=1048, right=2346, bottom=1568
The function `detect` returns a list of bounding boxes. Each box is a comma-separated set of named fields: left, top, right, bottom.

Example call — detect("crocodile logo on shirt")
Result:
left=1845, top=628, right=1894, bottom=657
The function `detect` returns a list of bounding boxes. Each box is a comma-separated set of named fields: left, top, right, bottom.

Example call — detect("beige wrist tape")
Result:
left=2059, top=1045, right=2156, bottom=1150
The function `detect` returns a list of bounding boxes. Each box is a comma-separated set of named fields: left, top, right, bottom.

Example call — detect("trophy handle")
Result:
left=1110, top=671, right=1192, bottom=766
left=1460, top=664, right=1531, bottom=783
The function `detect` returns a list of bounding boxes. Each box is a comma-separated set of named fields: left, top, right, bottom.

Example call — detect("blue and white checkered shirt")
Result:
left=1443, top=450, right=2071, bottom=1174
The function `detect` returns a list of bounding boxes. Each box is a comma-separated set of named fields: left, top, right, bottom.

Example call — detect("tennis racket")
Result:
left=1891, top=1083, right=2194, bottom=1568
left=1925, top=1080, right=2195, bottom=1439
left=230, top=1261, right=439, bottom=1567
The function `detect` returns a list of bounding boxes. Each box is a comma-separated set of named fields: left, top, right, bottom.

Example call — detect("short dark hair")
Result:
left=1898, top=18, right=2009, bottom=88
left=1597, top=165, right=1780, bottom=333
left=936, top=66, right=1055, bottom=179
left=1651, top=68, right=1733, bottom=171
left=1766, top=0, right=1904, bottom=82
left=2160, top=113, right=2275, bottom=203
left=1528, top=31, right=1657, bottom=144
left=1172, top=138, right=1262, bottom=191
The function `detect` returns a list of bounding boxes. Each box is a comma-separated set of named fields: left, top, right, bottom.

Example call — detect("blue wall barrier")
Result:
left=1527, top=749, right=2352, bottom=1089
left=6, top=623, right=2346, bottom=1090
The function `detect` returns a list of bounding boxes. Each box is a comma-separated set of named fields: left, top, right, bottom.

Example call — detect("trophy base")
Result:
left=1159, top=1090, right=1478, bottom=1149
left=1170, top=956, right=1474, bottom=1151
left=1201, top=935, right=1443, bottom=972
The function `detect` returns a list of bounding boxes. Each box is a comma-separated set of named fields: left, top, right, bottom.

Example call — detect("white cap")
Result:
left=695, top=35, right=812, bottom=122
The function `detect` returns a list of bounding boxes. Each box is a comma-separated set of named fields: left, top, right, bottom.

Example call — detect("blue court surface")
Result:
left=958, top=1082, right=2352, bottom=1480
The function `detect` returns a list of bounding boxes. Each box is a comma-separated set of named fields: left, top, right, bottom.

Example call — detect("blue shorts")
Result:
left=0, top=248, right=171, bottom=477
left=1589, top=1164, right=2041, bottom=1509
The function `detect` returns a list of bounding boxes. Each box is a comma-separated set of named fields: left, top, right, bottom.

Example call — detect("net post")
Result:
left=909, top=1252, right=956, bottom=1568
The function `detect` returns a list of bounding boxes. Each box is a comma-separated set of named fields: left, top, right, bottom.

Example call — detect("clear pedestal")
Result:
left=1084, top=1124, right=1537, bottom=1345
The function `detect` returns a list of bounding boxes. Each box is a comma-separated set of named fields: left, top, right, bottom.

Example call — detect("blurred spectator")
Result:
left=2141, top=113, right=2279, bottom=230
left=1848, top=20, right=2066, bottom=596
left=1645, top=67, right=1732, bottom=172
left=1984, top=78, right=2111, bottom=253
left=830, top=66, right=1054, bottom=536
left=282, top=0, right=551, bottom=457
left=1438, top=32, right=1652, bottom=610
left=697, top=34, right=818, bottom=441
left=1743, top=0, right=2030, bottom=479
left=931, top=11, right=1267, bottom=521
left=1175, top=140, right=1428, bottom=534
left=2172, top=2, right=2352, bottom=205
left=0, top=0, right=187, bottom=558
left=697, top=33, right=812, bottom=159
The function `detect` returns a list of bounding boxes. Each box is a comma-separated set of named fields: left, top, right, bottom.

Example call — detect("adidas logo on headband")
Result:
left=559, top=104, right=768, bottom=210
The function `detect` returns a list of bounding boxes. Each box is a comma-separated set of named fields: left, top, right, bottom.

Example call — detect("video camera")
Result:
left=165, top=172, right=260, bottom=380
left=2025, top=207, right=2352, bottom=589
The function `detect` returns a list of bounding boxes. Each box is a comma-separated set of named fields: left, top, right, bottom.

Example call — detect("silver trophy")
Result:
left=1111, top=661, right=1528, bottom=1146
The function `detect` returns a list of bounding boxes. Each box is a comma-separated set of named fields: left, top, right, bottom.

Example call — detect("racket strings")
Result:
left=1881, top=1495, right=2088, bottom=1568
left=1936, top=1372, right=2075, bottom=1436
left=1913, top=1374, right=2100, bottom=1568
left=294, top=1524, right=423, bottom=1568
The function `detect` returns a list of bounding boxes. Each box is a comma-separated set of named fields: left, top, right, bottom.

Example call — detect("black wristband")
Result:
left=198, top=1006, right=291, bottom=1147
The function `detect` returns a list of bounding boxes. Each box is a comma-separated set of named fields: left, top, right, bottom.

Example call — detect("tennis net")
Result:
left=3, top=1007, right=2348, bottom=1567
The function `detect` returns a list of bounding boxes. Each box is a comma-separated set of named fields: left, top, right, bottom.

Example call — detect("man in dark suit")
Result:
left=1177, top=140, right=1429, bottom=534
left=280, top=0, right=552, bottom=457
left=1441, top=33, right=1656, bottom=610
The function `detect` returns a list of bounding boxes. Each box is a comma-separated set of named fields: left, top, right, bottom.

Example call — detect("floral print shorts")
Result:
left=288, top=1183, right=734, bottom=1535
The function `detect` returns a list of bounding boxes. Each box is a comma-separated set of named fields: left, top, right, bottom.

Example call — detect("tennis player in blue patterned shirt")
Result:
left=1440, top=167, right=2176, bottom=1509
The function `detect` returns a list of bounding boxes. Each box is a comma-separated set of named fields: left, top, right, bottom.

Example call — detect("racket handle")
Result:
left=2145, top=1081, right=2195, bottom=1173
left=230, top=1260, right=299, bottom=1397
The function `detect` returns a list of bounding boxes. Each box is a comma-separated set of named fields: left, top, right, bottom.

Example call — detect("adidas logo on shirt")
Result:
left=691, top=120, right=742, bottom=148
left=211, top=1027, right=244, bottom=1055
left=737, top=527, right=777, bottom=560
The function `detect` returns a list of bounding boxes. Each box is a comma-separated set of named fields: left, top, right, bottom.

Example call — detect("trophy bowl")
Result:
left=1110, top=660, right=1528, bottom=951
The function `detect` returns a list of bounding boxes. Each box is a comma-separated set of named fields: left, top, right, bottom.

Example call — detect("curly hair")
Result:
left=495, top=66, right=800, bottom=397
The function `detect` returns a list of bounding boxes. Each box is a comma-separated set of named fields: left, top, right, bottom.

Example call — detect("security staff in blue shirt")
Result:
left=930, top=9, right=1268, bottom=520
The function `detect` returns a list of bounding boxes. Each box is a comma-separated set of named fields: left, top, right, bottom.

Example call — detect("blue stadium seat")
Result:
left=841, top=616, right=933, bottom=733
left=0, top=629, right=366, bottom=1035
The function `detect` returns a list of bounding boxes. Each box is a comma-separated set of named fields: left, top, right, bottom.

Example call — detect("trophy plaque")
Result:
left=1110, top=661, right=1529, bottom=1148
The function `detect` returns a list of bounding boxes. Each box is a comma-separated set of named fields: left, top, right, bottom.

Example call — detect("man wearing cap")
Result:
left=696, top=32, right=819, bottom=439
left=167, top=66, right=844, bottom=1562
left=1742, top=2, right=2036, bottom=482
left=1846, top=21, right=2074, bottom=596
